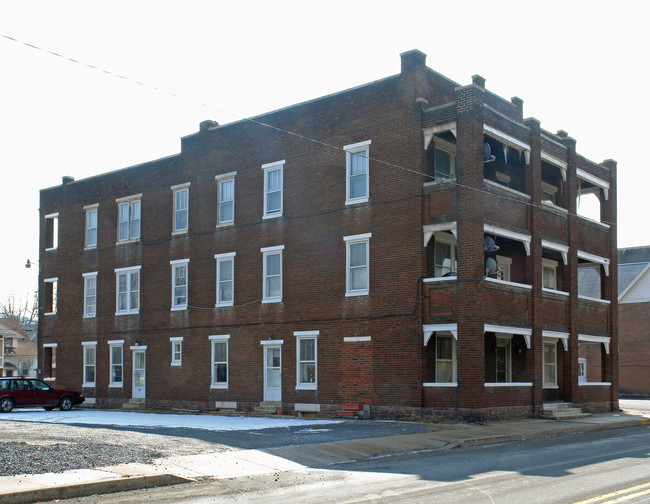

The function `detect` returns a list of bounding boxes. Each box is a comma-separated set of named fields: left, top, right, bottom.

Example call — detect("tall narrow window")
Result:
left=434, top=148, right=455, bottom=180
left=43, top=343, right=57, bottom=380
left=216, top=173, right=236, bottom=225
left=542, top=258, right=558, bottom=290
left=263, top=161, right=284, bottom=218
left=45, top=213, right=59, bottom=250
left=295, top=331, right=318, bottom=390
left=496, top=338, right=512, bottom=383
left=109, top=341, right=124, bottom=387
left=543, top=341, right=557, bottom=387
left=85, top=205, right=98, bottom=248
left=210, top=335, right=229, bottom=388
left=345, top=140, right=371, bottom=204
left=171, top=259, right=189, bottom=310
left=262, top=246, right=284, bottom=303
left=172, top=184, right=189, bottom=233
left=215, top=252, right=235, bottom=307
left=44, top=278, right=58, bottom=315
left=115, top=266, right=140, bottom=315
left=83, top=272, right=97, bottom=318
left=116, top=195, right=141, bottom=242
left=344, top=233, right=371, bottom=296
left=82, top=342, right=97, bottom=387
left=436, top=334, right=457, bottom=383
left=170, top=337, right=183, bottom=366
left=435, top=238, right=457, bottom=277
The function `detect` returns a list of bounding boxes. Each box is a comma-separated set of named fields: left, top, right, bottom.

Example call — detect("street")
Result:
left=59, top=424, right=650, bottom=504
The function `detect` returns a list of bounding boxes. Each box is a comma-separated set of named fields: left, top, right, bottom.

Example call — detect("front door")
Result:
left=264, top=346, right=282, bottom=402
left=132, top=350, right=146, bottom=399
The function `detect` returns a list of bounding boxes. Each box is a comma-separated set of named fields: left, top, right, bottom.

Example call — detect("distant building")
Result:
left=0, top=318, right=37, bottom=377
left=37, top=50, right=617, bottom=419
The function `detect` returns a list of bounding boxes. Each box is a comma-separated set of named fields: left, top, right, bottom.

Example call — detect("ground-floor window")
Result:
left=543, top=341, right=557, bottom=387
left=295, top=331, right=318, bottom=389
left=43, top=344, right=57, bottom=380
left=495, top=337, right=511, bottom=382
left=83, top=343, right=96, bottom=387
left=109, top=341, right=124, bottom=387
left=210, top=335, right=229, bottom=388
left=424, top=331, right=457, bottom=384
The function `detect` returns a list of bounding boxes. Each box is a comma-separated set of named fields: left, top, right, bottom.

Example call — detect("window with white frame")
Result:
left=170, top=337, right=183, bottom=366
left=170, top=259, right=189, bottom=310
left=85, top=205, right=98, bottom=248
left=83, top=272, right=97, bottom=318
left=210, top=335, right=229, bottom=388
left=82, top=342, right=96, bottom=387
left=495, top=172, right=511, bottom=188
left=44, top=278, right=58, bottom=315
left=344, top=233, right=371, bottom=296
left=262, top=245, right=283, bottom=303
left=295, top=331, right=318, bottom=389
left=216, top=173, right=236, bottom=225
left=215, top=252, right=235, bottom=307
left=542, top=258, right=558, bottom=290
left=115, top=266, right=140, bottom=315
left=45, top=213, right=59, bottom=250
left=433, top=139, right=455, bottom=180
left=345, top=140, right=371, bottom=204
left=116, top=195, right=141, bottom=242
left=541, top=182, right=558, bottom=205
left=172, top=184, right=189, bottom=233
left=578, top=357, right=587, bottom=383
left=496, top=255, right=512, bottom=282
left=436, top=333, right=457, bottom=383
left=434, top=234, right=457, bottom=277
left=543, top=340, right=557, bottom=387
left=263, top=161, right=284, bottom=218
left=43, top=343, right=57, bottom=380
left=108, top=340, right=123, bottom=387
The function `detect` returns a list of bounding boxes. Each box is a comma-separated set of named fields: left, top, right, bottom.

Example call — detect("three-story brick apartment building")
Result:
left=37, top=50, right=617, bottom=419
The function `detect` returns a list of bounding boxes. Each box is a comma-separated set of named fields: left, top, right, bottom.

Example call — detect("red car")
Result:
left=0, top=377, right=85, bottom=412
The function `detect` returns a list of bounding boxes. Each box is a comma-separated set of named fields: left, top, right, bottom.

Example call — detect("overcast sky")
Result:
left=1, top=0, right=647, bottom=307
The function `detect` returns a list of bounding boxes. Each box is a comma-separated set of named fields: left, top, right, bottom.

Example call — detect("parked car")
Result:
left=0, top=377, right=84, bottom=412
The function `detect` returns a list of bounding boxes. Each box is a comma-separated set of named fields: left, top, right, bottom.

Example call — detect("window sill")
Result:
left=345, top=197, right=369, bottom=206
left=296, top=384, right=317, bottom=391
left=171, top=306, right=187, bottom=311
left=82, top=383, right=96, bottom=388
left=262, top=298, right=282, bottom=304
left=172, top=229, right=188, bottom=236
left=484, top=382, right=533, bottom=387
left=578, top=295, right=611, bottom=305
left=109, top=384, right=123, bottom=388
left=423, top=177, right=456, bottom=188
left=578, top=382, right=611, bottom=386
left=216, top=221, right=234, bottom=229
left=543, top=385, right=559, bottom=389
left=541, top=201, right=569, bottom=214
left=215, top=302, right=234, bottom=308
left=345, top=291, right=369, bottom=297
left=423, top=276, right=457, bottom=283
left=484, top=278, right=532, bottom=290
left=43, top=377, right=55, bottom=382
left=116, top=238, right=140, bottom=245
left=45, top=247, right=58, bottom=252
left=171, top=362, right=182, bottom=367
left=578, top=215, right=610, bottom=230
left=484, top=179, right=531, bottom=200
left=210, top=383, right=228, bottom=389
left=542, top=288, right=569, bottom=297
left=44, top=312, right=57, bottom=317
left=423, top=382, right=457, bottom=387
left=263, top=213, right=283, bottom=220
left=84, top=245, right=97, bottom=251
left=115, top=311, right=140, bottom=316
left=83, top=314, right=96, bottom=319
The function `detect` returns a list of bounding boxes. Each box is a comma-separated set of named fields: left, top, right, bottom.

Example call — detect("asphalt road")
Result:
left=55, top=424, right=650, bottom=504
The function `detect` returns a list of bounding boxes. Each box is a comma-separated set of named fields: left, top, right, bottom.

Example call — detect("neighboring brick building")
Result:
left=37, top=50, right=618, bottom=419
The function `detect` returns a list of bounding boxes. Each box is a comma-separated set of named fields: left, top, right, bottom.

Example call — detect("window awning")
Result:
left=542, top=240, right=569, bottom=265
left=484, top=224, right=532, bottom=255
left=577, top=250, right=610, bottom=276
left=423, top=324, right=457, bottom=346
left=578, top=334, right=610, bottom=354
left=541, top=152, right=567, bottom=181
left=484, top=324, right=532, bottom=349
left=423, top=122, right=457, bottom=150
left=577, top=169, right=609, bottom=200
left=423, top=222, right=457, bottom=247
left=542, top=330, right=569, bottom=351
left=484, top=125, right=531, bottom=165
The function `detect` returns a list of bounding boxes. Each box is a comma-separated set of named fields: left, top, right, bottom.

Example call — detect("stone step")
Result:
left=542, top=402, right=591, bottom=420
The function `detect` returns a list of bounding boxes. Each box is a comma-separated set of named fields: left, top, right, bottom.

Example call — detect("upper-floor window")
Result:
left=541, top=182, right=558, bottom=205
left=171, top=259, right=189, bottom=310
left=115, top=266, right=140, bottom=315
left=83, top=272, right=97, bottom=318
left=45, top=213, right=59, bottom=250
left=215, top=252, right=235, bottom=307
left=542, top=258, right=558, bottom=290
left=172, top=183, right=189, bottom=233
left=434, top=235, right=457, bottom=278
left=345, top=140, right=371, bottom=205
left=216, top=172, right=236, bottom=226
left=263, top=161, right=284, bottom=218
left=116, top=195, right=141, bottom=242
left=43, top=277, right=58, bottom=315
left=344, top=233, right=371, bottom=296
left=262, top=245, right=284, bottom=303
left=84, top=204, right=98, bottom=248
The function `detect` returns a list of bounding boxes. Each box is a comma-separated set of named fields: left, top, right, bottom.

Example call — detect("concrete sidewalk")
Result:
left=2, top=409, right=649, bottom=504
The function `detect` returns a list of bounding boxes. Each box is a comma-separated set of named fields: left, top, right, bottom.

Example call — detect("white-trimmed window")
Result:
left=543, top=340, right=557, bottom=387
left=542, top=181, right=558, bottom=205
left=83, top=272, right=97, bottom=318
left=262, top=245, right=284, bottom=303
left=115, top=266, right=140, bottom=315
left=578, top=357, right=587, bottom=383
left=345, top=140, right=371, bottom=204
left=542, top=258, right=558, bottom=290
left=263, top=161, right=284, bottom=218
left=43, top=343, right=57, bottom=380
left=215, top=252, right=235, bottom=307
left=44, top=277, right=58, bottom=315
left=116, top=195, right=141, bottom=242
left=433, top=139, right=455, bottom=180
left=170, top=337, right=183, bottom=366
left=210, top=335, right=229, bottom=388
left=172, top=183, right=189, bottom=233
left=295, top=331, right=318, bottom=390
left=85, top=205, right=98, bottom=248
left=108, top=340, right=124, bottom=387
left=82, top=342, right=97, bottom=387
left=170, top=259, right=189, bottom=310
left=434, top=234, right=457, bottom=277
left=45, top=212, right=59, bottom=250
left=344, top=233, right=371, bottom=296
left=496, top=255, right=512, bottom=282
left=436, top=334, right=457, bottom=383
left=216, top=172, right=236, bottom=225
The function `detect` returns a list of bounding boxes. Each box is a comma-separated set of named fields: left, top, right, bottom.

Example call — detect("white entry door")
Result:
left=264, top=346, right=282, bottom=402
left=132, top=350, right=146, bottom=399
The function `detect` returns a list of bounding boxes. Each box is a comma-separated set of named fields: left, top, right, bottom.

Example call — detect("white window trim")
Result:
left=578, top=357, right=587, bottom=383
left=262, top=160, right=284, bottom=219
left=423, top=324, right=458, bottom=346
left=42, top=342, right=57, bottom=381
left=577, top=250, right=610, bottom=276
left=83, top=272, right=98, bottom=319
left=344, top=233, right=371, bottom=297
left=209, top=334, right=230, bottom=389
left=432, top=231, right=457, bottom=278
left=542, top=330, right=569, bottom=351
left=432, top=138, right=456, bottom=180
left=115, top=194, right=142, bottom=244
left=484, top=324, right=532, bottom=349
left=542, top=258, right=559, bottom=291
left=576, top=169, right=609, bottom=200
left=170, top=259, right=189, bottom=311
left=261, top=245, right=284, bottom=303
left=215, top=172, right=236, bottom=226
left=543, top=339, right=558, bottom=389
left=82, top=341, right=97, bottom=387
left=542, top=240, right=569, bottom=265
left=108, top=340, right=124, bottom=388
left=434, top=331, right=457, bottom=385
left=43, top=277, right=58, bottom=316
left=84, top=204, right=99, bottom=249
left=115, top=266, right=141, bottom=315
left=423, top=222, right=457, bottom=247
left=215, top=252, right=236, bottom=307
left=45, top=212, right=59, bottom=251
left=170, top=337, right=183, bottom=366
left=541, top=152, right=568, bottom=181
left=484, top=224, right=531, bottom=255
left=345, top=140, right=371, bottom=205
left=172, top=183, right=190, bottom=234
left=578, top=334, right=611, bottom=354
left=295, top=331, right=318, bottom=390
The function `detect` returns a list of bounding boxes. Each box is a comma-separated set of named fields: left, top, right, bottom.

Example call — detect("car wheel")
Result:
left=0, top=397, right=14, bottom=413
left=58, top=396, right=73, bottom=411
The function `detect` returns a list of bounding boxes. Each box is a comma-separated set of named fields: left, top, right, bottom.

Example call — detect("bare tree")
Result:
left=0, top=292, right=38, bottom=324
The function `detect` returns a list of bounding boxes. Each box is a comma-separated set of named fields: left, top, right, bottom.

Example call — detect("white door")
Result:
left=264, top=346, right=282, bottom=401
left=132, top=350, right=145, bottom=399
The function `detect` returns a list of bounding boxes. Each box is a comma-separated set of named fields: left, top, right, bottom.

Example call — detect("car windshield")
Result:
left=30, top=380, right=52, bottom=391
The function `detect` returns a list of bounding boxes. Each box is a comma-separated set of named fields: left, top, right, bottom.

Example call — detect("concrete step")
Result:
left=253, top=401, right=283, bottom=415
left=542, top=402, right=591, bottom=420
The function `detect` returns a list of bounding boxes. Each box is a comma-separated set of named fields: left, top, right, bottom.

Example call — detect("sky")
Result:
left=1, top=0, right=648, bottom=308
